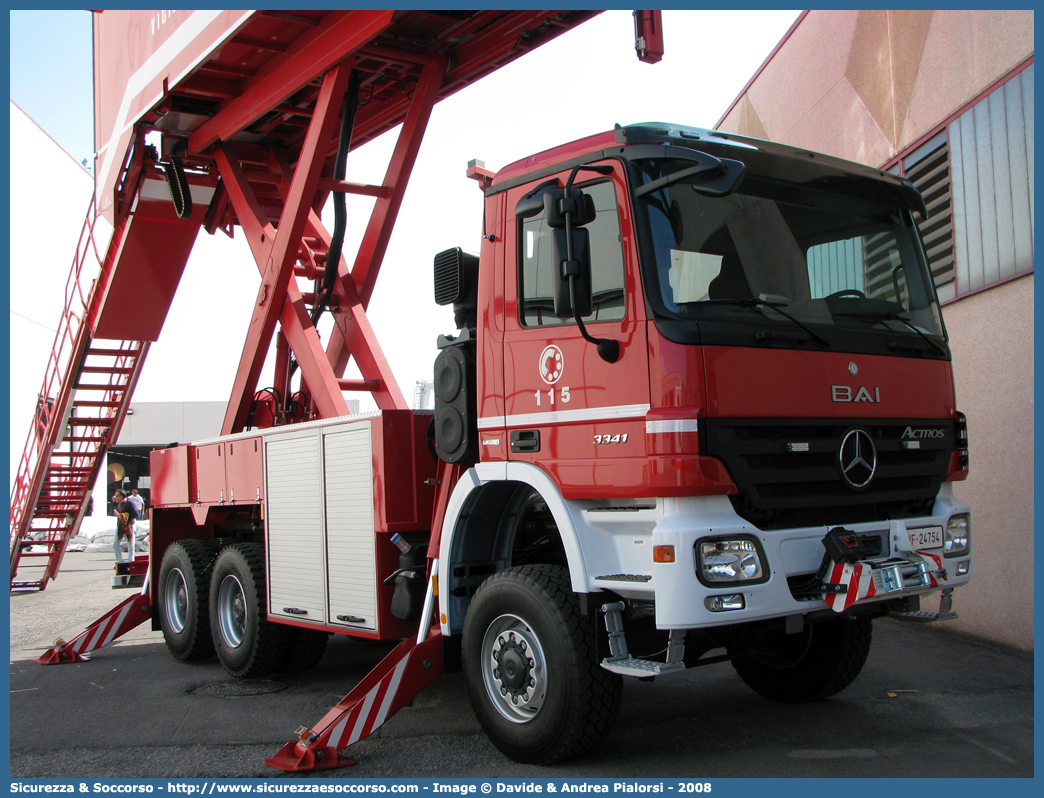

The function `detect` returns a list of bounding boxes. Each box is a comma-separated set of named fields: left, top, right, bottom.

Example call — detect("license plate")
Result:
left=908, top=526, right=943, bottom=549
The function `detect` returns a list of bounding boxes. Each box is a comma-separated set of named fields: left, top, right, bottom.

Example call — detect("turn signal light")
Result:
left=653, top=545, right=676, bottom=563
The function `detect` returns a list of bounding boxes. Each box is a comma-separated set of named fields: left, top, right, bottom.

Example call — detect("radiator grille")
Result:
left=703, top=418, right=954, bottom=530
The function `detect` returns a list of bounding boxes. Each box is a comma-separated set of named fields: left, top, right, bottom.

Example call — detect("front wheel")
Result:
left=462, top=565, right=622, bottom=764
left=731, top=616, right=872, bottom=703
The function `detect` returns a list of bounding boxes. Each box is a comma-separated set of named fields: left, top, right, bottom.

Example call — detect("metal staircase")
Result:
left=9, top=200, right=147, bottom=591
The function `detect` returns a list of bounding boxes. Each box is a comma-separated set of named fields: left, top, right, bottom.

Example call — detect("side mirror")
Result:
left=544, top=188, right=597, bottom=228
left=551, top=227, right=592, bottom=317
left=515, top=183, right=597, bottom=227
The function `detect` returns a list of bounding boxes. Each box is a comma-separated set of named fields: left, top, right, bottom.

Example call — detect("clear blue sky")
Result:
left=9, top=9, right=94, bottom=165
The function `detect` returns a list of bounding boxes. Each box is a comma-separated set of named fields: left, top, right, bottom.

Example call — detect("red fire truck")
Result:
left=145, top=121, right=971, bottom=769
left=14, top=11, right=969, bottom=773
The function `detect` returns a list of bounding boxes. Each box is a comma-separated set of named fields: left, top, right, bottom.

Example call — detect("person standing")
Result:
left=112, top=490, right=139, bottom=564
left=127, top=489, right=145, bottom=520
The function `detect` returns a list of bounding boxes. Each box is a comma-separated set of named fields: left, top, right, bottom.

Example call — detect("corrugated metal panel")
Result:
left=265, top=431, right=327, bottom=622
left=903, top=131, right=955, bottom=302
left=949, top=64, right=1034, bottom=296
left=808, top=238, right=860, bottom=296
left=324, top=424, right=377, bottom=632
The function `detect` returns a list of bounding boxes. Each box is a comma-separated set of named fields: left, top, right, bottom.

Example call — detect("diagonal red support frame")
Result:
left=265, top=151, right=408, bottom=411
left=220, top=63, right=353, bottom=435
left=304, top=207, right=407, bottom=410
left=188, top=11, right=395, bottom=156
left=326, top=55, right=447, bottom=379
left=214, top=143, right=351, bottom=424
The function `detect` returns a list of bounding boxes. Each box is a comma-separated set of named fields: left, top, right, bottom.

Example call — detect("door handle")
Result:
left=510, top=430, right=540, bottom=453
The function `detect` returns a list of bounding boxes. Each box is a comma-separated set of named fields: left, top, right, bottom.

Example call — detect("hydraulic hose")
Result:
left=311, top=70, right=360, bottom=326
left=289, top=72, right=361, bottom=389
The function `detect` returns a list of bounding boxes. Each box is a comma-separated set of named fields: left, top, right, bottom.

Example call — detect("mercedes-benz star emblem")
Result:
left=838, top=428, right=877, bottom=490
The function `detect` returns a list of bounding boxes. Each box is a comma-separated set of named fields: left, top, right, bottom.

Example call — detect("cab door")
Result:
left=501, top=161, right=650, bottom=499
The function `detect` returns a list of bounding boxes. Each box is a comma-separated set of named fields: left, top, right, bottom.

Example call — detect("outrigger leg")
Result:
left=266, top=562, right=445, bottom=772
left=34, top=569, right=152, bottom=665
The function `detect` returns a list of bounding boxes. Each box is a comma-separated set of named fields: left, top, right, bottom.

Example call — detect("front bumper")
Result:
left=650, top=486, right=971, bottom=629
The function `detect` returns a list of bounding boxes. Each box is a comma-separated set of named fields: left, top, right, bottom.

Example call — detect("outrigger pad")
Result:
left=265, top=744, right=356, bottom=772
left=265, top=629, right=444, bottom=772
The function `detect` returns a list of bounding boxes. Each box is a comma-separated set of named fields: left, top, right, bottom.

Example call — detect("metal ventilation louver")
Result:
left=434, top=248, right=465, bottom=306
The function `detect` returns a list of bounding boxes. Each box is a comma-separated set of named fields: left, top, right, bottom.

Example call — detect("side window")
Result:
left=519, top=180, right=626, bottom=327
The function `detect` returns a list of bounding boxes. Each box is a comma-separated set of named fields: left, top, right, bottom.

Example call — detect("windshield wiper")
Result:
left=700, top=296, right=832, bottom=348
left=831, top=307, right=946, bottom=356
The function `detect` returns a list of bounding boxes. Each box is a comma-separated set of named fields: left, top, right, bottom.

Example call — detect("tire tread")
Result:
left=159, top=539, right=219, bottom=661
left=464, top=564, right=622, bottom=764
left=732, top=617, right=872, bottom=703
left=211, top=542, right=289, bottom=678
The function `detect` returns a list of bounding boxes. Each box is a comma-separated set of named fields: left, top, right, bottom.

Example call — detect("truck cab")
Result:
left=432, top=123, right=970, bottom=759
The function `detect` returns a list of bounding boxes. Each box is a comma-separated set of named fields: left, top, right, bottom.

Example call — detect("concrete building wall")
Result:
left=717, top=10, right=1034, bottom=651
left=719, top=10, right=1034, bottom=165
left=942, top=274, right=1034, bottom=649
left=117, top=402, right=227, bottom=446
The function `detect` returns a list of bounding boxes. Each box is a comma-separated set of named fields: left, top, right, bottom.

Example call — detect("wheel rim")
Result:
left=480, top=613, right=548, bottom=724
left=164, top=567, right=188, bottom=634
left=216, top=574, right=248, bottom=649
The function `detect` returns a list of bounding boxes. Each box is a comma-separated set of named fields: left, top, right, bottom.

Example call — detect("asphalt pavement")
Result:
left=8, top=550, right=1034, bottom=779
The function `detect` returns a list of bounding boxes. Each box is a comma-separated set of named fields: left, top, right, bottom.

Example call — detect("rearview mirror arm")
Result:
left=561, top=164, right=620, bottom=364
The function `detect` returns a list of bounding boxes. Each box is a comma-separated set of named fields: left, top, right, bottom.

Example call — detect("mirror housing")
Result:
left=544, top=188, right=597, bottom=228
left=552, top=227, right=592, bottom=317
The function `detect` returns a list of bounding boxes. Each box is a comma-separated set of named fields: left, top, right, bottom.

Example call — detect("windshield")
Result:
left=635, top=159, right=947, bottom=354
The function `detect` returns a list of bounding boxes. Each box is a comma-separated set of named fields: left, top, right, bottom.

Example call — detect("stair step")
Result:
left=67, top=418, right=113, bottom=426
left=19, top=539, right=59, bottom=548
left=80, top=365, right=135, bottom=374
left=600, top=657, right=686, bottom=678
left=63, top=436, right=106, bottom=443
left=890, top=610, right=959, bottom=623
left=74, top=401, right=123, bottom=408
left=87, top=347, right=142, bottom=357
left=74, top=382, right=127, bottom=391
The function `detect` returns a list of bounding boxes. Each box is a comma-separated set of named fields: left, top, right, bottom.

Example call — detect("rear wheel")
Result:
left=158, top=540, right=218, bottom=661
left=209, top=543, right=289, bottom=678
left=731, top=616, right=872, bottom=702
left=462, top=564, right=622, bottom=764
left=280, top=627, right=330, bottom=673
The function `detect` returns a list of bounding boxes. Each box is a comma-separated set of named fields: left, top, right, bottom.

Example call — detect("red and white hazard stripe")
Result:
left=324, top=652, right=412, bottom=750
left=36, top=589, right=152, bottom=665
left=824, top=561, right=877, bottom=612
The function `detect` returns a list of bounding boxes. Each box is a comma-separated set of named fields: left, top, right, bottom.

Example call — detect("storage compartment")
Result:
left=225, top=436, right=263, bottom=504
left=262, top=411, right=436, bottom=637
left=191, top=442, right=226, bottom=504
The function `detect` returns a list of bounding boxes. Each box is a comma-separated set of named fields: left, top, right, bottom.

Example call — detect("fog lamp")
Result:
left=705, top=594, right=745, bottom=612
left=956, top=561, right=970, bottom=576
left=696, top=537, right=767, bottom=585
left=944, top=514, right=970, bottom=558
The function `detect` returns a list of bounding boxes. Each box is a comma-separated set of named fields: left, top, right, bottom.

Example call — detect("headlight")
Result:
left=944, top=514, right=970, bottom=558
left=695, top=537, right=768, bottom=585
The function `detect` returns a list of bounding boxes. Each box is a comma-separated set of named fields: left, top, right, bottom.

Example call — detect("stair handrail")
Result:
left=9, top=197, right=108, bottom=554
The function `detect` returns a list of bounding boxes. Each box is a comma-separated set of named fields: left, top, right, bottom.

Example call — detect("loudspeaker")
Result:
left=433, top=341, right=477, bottom=463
